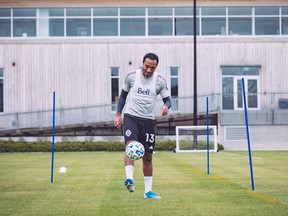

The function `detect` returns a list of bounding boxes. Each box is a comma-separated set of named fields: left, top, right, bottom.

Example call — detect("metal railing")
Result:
left=0, top=93, right=287, bottom=132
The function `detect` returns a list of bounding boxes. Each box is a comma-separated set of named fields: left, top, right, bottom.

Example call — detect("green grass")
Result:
left=0, top=151, right=287, bottom=216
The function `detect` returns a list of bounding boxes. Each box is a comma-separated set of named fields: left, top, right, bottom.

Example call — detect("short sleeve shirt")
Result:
left=122, top=69, right=170, bottom=119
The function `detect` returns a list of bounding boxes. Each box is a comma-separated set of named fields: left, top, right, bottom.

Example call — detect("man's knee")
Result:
left=143, top=153, right=152, bottom=164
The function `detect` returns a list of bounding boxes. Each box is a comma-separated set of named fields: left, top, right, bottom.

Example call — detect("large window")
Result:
left=255, top=7, right=280, bottom=35
left=13, top=8, right=36, bottom=37
left=93, top=8, right=118, bottom=36
left=202, top=7, right=226, bottom=35
left=111, top=67, right=119, bottom=111
left=0, top=68, right=3, bottom=112
left=1, top=6, right=288, bottom=38
left=39, top=8, right=64, bottom=37
left=222, top=66, right=260, bottom=110
left=174, top=7, right=199, bottom=36
left=282, top=7, right=288, bottom=34
left=66, top=8, right=91, bottom=36
left=0, top=9, right=11, bottom=37
left=228, top=7, right=252, bottom=35
left=148, top=7, right=173, bottom=36
left=120, top=7, right=145, bottom=36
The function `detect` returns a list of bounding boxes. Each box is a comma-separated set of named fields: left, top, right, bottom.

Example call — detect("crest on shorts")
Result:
left=125, top=129, right=132, bottom=137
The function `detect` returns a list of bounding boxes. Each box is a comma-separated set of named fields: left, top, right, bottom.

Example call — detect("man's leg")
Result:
left=143, top=153, right=161, bottom=199
left=142, top=152, right=153, bottom=176
left=143, top=152, right=153, bottom=192
left=124, top=142, right=135, bottom=192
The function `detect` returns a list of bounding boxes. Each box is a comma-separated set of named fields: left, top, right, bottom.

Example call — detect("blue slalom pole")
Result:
left=50, top=91, right=56, bottom=185
left=206, top=97, right=210, bottom=176
left=241, top=78, right=255, bottom=192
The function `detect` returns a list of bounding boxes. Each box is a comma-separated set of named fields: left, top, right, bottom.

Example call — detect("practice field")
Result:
left=0, top=151, right=287, bottom=216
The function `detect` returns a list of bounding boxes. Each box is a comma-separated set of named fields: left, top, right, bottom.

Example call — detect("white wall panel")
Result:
left=0, top=37, right=288, bottom=113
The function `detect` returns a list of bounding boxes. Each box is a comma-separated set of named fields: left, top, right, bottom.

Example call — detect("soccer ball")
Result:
left=125, top=141, right=145, bottom=160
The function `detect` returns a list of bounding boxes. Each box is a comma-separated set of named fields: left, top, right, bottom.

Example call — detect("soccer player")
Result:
left=114, top=53, right=171, bottom=199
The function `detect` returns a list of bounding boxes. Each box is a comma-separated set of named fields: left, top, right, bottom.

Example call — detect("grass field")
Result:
left=0, top=151, right=288, bottom=216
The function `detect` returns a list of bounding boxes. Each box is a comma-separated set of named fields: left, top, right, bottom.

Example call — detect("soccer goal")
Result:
left=175, top=125, right=218, bottom=153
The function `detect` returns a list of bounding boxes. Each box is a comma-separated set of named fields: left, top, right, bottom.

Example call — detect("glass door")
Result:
left=235, top=77, right=259, bottom=110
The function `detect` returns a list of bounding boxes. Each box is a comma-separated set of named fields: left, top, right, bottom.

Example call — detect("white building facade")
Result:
left=0, top=0, right=287, bottom=150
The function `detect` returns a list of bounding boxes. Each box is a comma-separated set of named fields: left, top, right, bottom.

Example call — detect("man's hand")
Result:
left=114, top=115, right=122, bottom=129
left=160, top=105, right=169, bottom=116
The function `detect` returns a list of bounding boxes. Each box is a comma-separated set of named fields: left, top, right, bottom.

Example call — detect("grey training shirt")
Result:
left=122, top=69, right=170, bottom=119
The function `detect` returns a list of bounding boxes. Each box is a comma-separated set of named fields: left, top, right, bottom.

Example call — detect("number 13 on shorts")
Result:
left=146, top=133, right=155, bottom=143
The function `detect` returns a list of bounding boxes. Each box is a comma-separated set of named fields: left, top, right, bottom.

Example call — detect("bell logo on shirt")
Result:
left=137, top=87, right=150, bottom=95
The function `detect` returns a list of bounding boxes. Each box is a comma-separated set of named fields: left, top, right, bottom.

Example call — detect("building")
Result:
left=0, top=0, right=288, bottom=150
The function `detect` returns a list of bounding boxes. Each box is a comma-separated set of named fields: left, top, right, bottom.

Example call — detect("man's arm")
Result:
left=116, top=90, right=128, bottom=116
left=114, top=90, right=128, bottom=129
left=161, top=96, right=171, bottom=116
left=162, top=96, right=171, bottom=109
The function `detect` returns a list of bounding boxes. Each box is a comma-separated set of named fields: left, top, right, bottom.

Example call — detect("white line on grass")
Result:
left=220, top=152, right=262, bottom=159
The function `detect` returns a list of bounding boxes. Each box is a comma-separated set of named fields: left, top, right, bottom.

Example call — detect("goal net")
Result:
left=175, top=125, right=218, bottom=153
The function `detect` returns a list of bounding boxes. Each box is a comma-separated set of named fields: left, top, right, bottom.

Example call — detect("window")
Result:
left=255, top=7, right=280, bottom=35
left=282, top=18, right=288, bottom=34
left=148, top=7, right=173, bottom=36
left=221, top=66, right=260, bottom=110
left=111, top=67, right=119, bottom=111
left=94, top=18, right=118, bottom=36
left=174, top=7, right=199, bottom=36
left=228, top=17, right=252, bottom=35
left=121, top=18, right=145, bottom=36
left=0, top=9, right=11, bottom=37
left=94, top=7, right=118, bottom=16
left=228, top=7, right=252, bottom=35
left=93, top=8, right=118, bottom=36
left=66, top=8, right=91, bottom=36
left=121, top=7, right=145, bottom=16
left=48, top=19, right=64, bottom=36
left=202, top=18, right=226, bottom=35
left=175, top=7, right=198, bottom=16
left=2, top=6, right=288, bottom=38
left=120, top=7, right=145, bottom=36
left=148, top=18, right=172, bottom=35
left=228, top=7, right=252, bottom=16
left=202, top=7, right=226, bottom=16
left=175, top=18, right=199, bottom=35
left=13, top=8, right=36, bottom=37
left=13, top=19, right=36, bottom=37
left=170, top=67, right=179, bottom=111
left=66, top=19, right=91, bottom=36
left=255, top=17, right=279, bottom=35
left=39, top=8, right=64, bottom=37
left=202, top=7, right=226, bottom=35
left=0, top=68, right=3, bottom=112
left=282, top=7, right=288, bottom=35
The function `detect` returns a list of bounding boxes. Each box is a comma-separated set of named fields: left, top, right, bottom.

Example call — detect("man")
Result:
left=114, top=53, right=171, bottom=199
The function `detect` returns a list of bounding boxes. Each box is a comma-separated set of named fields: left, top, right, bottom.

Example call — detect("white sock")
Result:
left=144, top=176, right=153, bottom=193
left=125, top=165, right=134, bottom=180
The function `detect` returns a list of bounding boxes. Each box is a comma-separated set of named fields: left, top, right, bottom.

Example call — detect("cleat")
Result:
left=124, top=178, right=135, bottom=192
left=144, top=191, right=161, bottom=199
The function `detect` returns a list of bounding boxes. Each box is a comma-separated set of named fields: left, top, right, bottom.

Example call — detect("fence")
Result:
left=0, top=93, right=287, bottom=133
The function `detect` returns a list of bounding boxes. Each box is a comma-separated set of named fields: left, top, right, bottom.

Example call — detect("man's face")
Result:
left=142, top=58, right=157, bottom=77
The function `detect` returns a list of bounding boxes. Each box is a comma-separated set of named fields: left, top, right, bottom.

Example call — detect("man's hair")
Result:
left=143, top=53, right=159, bottom=65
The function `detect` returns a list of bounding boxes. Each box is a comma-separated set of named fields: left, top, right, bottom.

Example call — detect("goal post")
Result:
left=175, top=125, right=218, bottom=153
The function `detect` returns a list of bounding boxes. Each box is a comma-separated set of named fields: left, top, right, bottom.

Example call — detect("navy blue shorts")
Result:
left=123, top=114, right=156, bottom=153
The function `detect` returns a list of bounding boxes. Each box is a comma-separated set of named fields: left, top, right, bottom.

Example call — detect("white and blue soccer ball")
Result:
left=125, top=141, right=145, bottom=160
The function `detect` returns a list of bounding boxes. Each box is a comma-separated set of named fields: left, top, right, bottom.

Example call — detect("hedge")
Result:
left=0, top=140, right=223, bottom=153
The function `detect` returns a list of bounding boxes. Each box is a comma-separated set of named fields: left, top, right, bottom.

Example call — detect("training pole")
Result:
left=206, top=97, right=210, bottom=176
left=241, top=78, right=255, bottom=192
left=50, top=91, right=56, bottom=185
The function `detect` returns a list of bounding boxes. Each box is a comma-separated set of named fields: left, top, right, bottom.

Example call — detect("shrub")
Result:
left=0, top=140, right=224, bottom=152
